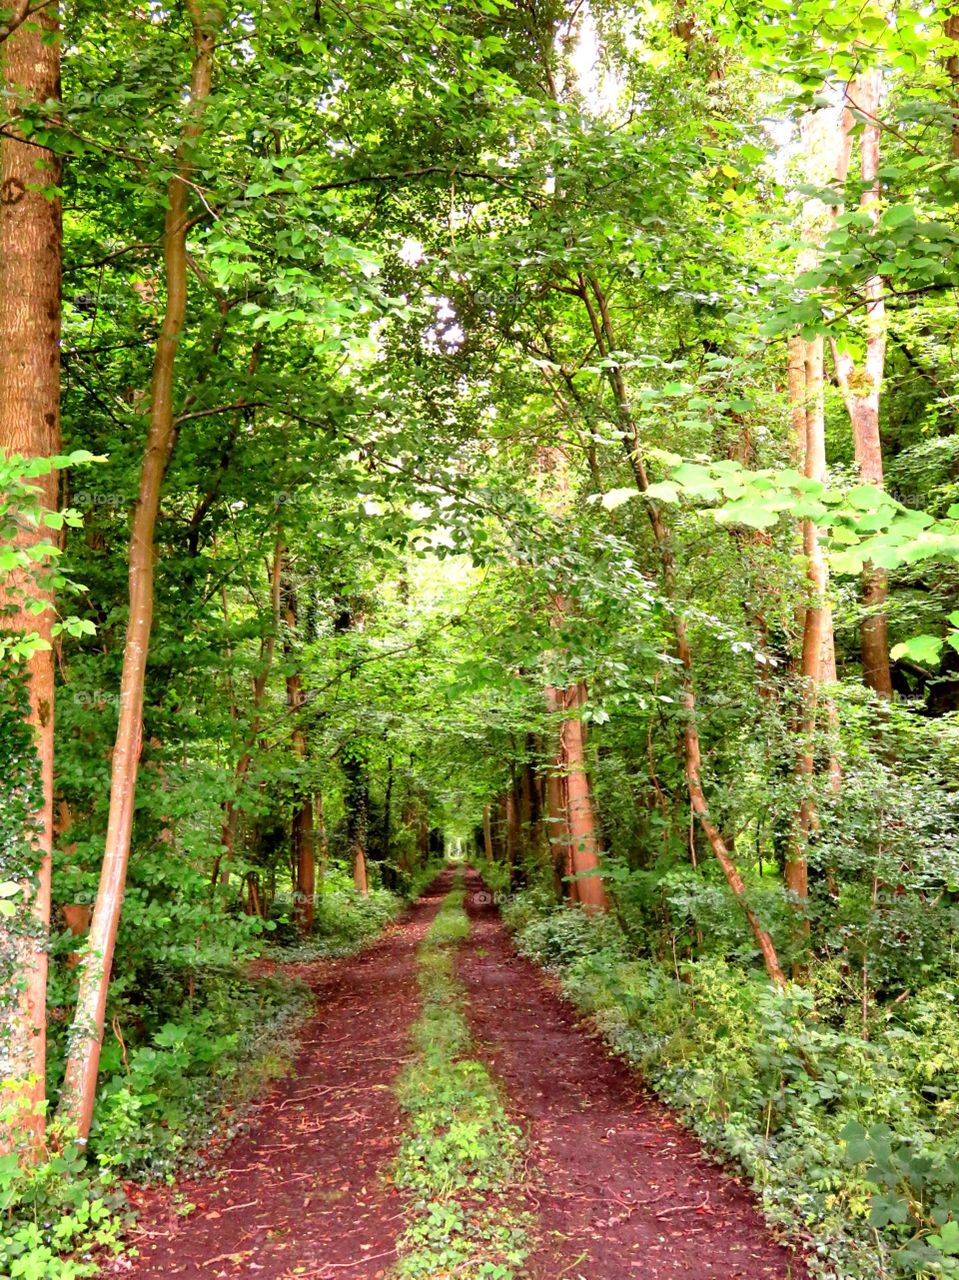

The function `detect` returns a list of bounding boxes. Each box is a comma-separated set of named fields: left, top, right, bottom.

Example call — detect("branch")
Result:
left=0, top=0, right=54, bottom=46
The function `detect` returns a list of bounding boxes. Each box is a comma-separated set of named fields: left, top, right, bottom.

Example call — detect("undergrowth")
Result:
left=392, top=874, right=530, bottom=1279
left=268, top=862, right=446, bottom=962
left=503, top=890, right=959, bottom=1280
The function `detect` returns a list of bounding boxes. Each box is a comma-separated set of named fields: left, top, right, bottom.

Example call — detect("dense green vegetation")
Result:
left=4, top=0, right=959, bottom=1274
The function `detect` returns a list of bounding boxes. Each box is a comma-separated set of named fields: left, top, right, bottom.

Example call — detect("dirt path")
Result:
left=106, top=867, right=808, bottom=1280
left=106, top=873, right=453, bottom=1280
left=458, top=867, right=808, bottom=1280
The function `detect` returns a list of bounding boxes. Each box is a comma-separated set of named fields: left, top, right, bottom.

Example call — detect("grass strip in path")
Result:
left=391, top=872, right=532, bottom=1279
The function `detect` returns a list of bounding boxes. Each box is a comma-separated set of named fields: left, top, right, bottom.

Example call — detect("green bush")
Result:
left=503, top=899, right=630, bottom=970
left=269, top=870, right=405, bottom=960
left=0, top=1090, right=125, bottom=1280
left=87, top=968, right=312, bottom=1178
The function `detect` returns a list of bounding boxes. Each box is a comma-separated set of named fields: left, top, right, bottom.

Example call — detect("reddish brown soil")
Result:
left=458, top=867, right=809, bottom=1280
left=104, top=874, right=452, bottom=1280
left=104, top=867, right=809, bottom=1280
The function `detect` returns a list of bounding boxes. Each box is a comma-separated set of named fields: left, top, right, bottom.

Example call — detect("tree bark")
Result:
left=505, top=781, right=520, bottom=880
left=284, top=578, right=314, bottom=931
left=0, top=1, right=61, bottom=1148
left=59, top=0, right=218, bottom=1141
left=315, top=790, right=328, bottom=878
left=830, top=70, right=892, bottom=698
left=215, top=539, right=283, bottom=890
left=344, top=752, right=369, bottom=895
left=560, top=681, right=608, bottom=911
left=544, top=685, right=575, bottom=900
left=788, top=338, right=829, bottom=931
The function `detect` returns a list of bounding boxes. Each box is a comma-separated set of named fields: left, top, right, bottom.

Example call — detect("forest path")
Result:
left=107, top=872, right=454, bottom=1280
left=458, top=867, right=808, bottom=1280
left=107, top=867, right=806, bottom=1280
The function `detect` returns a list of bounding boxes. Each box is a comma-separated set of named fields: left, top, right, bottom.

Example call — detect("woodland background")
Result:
left=3, top=0, right=959, bottom=1276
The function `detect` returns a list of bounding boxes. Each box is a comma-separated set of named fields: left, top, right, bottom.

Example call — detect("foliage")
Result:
left=0, top=1089, right=124, bottom=1279
left=87, top=969, right=313, bottom=1178
left=4, top=0, right=959, bottom=1271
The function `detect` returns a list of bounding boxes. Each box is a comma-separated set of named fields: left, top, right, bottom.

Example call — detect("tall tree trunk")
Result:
left=577, top=273, right=785, bottom=983
left=793, top=111, right=842, bottom=785
left=284, top=579, right=314, bottom=932
left=505, top=782, right=520, bottom=881
left=830, top=71, right=892, bottom=698
left=215, top=539, right=282, bottom=890
left=344, top=752, right=369, bottom=895
left=0, top=2, right=61, bottom=1148
left=787, top=338, right=830, bottom=936
left=59, top=0, right=218, bottom=1141
left=536, top=445, right=607, bottom=908
left=382, top=756, right=393, bottom=863
left=543, top=695, right=574, bottom=900
left=560, top=681, right=607, bottom=911
left=482, top=803, right=494, bottom=862
left=315, top=790, right=328, bottom=878
left=291, top=778, right=314, bottom=925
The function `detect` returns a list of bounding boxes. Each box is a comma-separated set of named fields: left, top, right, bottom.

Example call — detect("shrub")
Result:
left=0, top=1092, right=124, bottom=1280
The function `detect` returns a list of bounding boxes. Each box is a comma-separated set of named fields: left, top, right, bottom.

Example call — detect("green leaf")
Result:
left=890, top=635, right=943, bottom=666
left=599, top=487, right=641, bottom=510
left=881, top=204, right=917, bottom=228
left=644, top=481, right=680, bottom=504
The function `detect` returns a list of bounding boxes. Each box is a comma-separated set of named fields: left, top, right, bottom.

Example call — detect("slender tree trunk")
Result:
left=787, top=338, right=830, bottom=934
left=315, top=790, right=328, bottom=878
left=793, top=112, right=843, bottom=792
left=482, top=803, right=494, bottom=862
left=830, top=71, right=892, bottom=697
left=382, top=756, right=393, bottom=863
left=59, top=0, right=218, bottom=1140
left=352, top=836, right=368, bottom=895
left=560, top=681, right=608, bottom=911
left=344, top=753, right=368, bottom=895
left=284, top=580, right=314, bottom=931
left=524, top=741, right=550, bottom=870
left=786, top=329, right=844, bottom=941
left=518, top=754, right=533, bottom=850
left=536, top=445, right=607, bottom=907
left=0, top=3, right=61, bottom=1148
left=544, top=684, right=575, bottom=899
left=545, top=761, right=573, bottom=899
left=292, top=784, right=314, bottom=925
left=578, top=273, right=785, bottom=983
left=505, top=783, right=520, bottom=880
left=215, top=539, right=282, bottom=890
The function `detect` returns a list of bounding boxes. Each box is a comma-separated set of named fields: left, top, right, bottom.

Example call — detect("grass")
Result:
left=391, top=874, right=532, bottom=1279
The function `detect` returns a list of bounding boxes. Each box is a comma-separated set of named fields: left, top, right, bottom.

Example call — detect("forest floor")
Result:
left=104, top=869, right=808, bottom=1280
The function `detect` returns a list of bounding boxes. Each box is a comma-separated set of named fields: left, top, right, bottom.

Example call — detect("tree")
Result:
left=59, top=0, right=219, bottom=1141
left=0, top=1, right=61, bottom=1148
left=830, top=71, right=893, bottom=698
